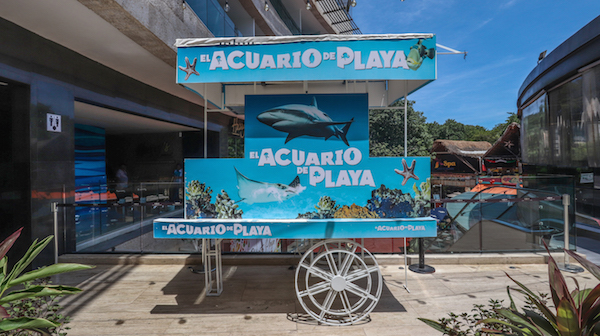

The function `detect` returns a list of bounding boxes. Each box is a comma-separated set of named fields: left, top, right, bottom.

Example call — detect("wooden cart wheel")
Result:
left=294, top=239, right=382, bottom=325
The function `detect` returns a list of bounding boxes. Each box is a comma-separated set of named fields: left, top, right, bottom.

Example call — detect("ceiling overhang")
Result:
left=0, top=0, right=210, bottom=108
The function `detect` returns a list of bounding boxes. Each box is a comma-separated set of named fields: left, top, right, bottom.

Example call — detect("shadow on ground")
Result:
left=151, top=262, right=406, bottom=315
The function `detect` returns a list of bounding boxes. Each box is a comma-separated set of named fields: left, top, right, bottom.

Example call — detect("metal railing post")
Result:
left=52, top=202, right=59, bottom=264
left=563, top=194, right=570, bottom=261
left=559, top=194, right=583, bottom=273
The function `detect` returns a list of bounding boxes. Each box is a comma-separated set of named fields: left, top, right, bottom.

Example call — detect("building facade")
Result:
left=518, top=15, right=600, bottom=226
left=0, top=0, right=356, bottom=264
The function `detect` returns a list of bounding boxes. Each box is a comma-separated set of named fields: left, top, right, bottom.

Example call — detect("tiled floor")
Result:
left=54, top=260, right=598, bottom=336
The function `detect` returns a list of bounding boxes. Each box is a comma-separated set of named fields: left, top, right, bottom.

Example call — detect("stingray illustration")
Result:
left=394, top=158, right=419, bottom=186
left=235, top=167, right=305, bottom=204
left=257, top=97, right=354, bottom=145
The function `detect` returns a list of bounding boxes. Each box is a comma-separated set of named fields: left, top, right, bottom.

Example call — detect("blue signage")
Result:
left=154, top=218, right=437, bottom=239
left=177, top=37, right=436, bottom=83
left=181, top=93, right=432, bottom=221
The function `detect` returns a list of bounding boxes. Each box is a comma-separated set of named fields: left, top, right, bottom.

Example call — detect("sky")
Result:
left=351, top=0, right=600, bottom=129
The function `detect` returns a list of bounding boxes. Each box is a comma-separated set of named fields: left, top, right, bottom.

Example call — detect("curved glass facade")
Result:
left=521, top=64, right=600, bottom=220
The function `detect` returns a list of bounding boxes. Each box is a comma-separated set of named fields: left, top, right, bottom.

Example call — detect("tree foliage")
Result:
left=370, top=101, right=518, bottom=156
left=369, top=100, right=433, bottom=157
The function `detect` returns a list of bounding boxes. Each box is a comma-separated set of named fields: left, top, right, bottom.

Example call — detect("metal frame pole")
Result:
left=204, top=84, right=208, bottom=159
left=563, top=194, right=570, bottom=263
left=403, top=237, right=409, bottom=293
left=52, top=202, right=59, bottom=264
left=559, top=194, right=583, bottom=273
left=404, top=81, right=408, bottom=157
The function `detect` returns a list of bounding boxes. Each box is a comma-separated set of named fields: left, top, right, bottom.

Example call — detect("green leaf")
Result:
left=571, top=288, right=590, bottom=308
left=506, top=274, right=556, bottom=325
left=4, top=236, right=53, bottom=288
left=547, top=256, right=575, bottom=309
left=555, top=298, right=580, bottom=336
left=565, top=250, right=600, bottom=281
left=478, top=318, right=535, bottom=335
left=580, top=286, right=600, bottom=331
left=507, top=286, right=517, bottom=311
left=523, top=310, right=559, bottom=336
left=9, top=263, right=94, bottom=286
left=0, top=256, right=7, bottom=276
left=494, top=308, right=539, bottom=332
left=417, top=318, right=453, bottom=333
left=0, top=316, right=58, bottom=332
left=0, top=285, right=82, bottom=305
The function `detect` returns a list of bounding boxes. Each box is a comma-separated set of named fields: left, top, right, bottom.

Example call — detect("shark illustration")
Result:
left=235, top=167, right=305, bottom=204
left=257, top=97, right=354, bottom=145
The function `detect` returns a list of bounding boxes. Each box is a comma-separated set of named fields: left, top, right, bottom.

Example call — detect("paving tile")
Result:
left=53, top=261, right=578, bottom=335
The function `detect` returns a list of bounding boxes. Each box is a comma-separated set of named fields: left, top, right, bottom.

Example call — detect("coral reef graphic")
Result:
left=185, top=181, right=243, bottom=219
left=297, top=196, right=340, bottom=219
left=185, top=181, right=216, bottom=218
left=296, top=179, right=431, bottom=219
left=334, top=204, right=379, bottom=218
left=366, top=178, right=431, bottom=218
left=215, top=190, right=243, bottom=219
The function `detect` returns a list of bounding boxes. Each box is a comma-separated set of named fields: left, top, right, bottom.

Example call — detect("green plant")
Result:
left=5, top=278, right=71, bottom=336
left=0, top=228, right=93, bottom=335
left=418, top=292, right=550, bottom=335
left=419, top=249, right=600, bottom=335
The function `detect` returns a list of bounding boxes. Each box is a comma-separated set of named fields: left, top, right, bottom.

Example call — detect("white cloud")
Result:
left=500, top=0, right=520, bottom=9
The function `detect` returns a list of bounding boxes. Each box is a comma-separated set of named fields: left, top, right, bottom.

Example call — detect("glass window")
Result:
left=521, top=93, right=549, bottom=164
left=583, top=64, right=600, bottom=167
left=547, top=77, right=584, bottom=167
left=186, top=0, right=237, bottom=37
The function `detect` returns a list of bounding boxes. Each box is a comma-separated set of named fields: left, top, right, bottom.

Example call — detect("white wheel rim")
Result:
left=294, top=239, right=382, bottom=325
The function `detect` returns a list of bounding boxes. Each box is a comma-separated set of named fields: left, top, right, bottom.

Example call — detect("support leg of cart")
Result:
left=202, top=238, right=223, bottom=296
left=294, top=239, right=382, bottom=326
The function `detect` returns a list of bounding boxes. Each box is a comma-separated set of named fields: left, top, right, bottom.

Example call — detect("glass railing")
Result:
left=425, top=175, right=575, bottom=253
left=56, top=182, right=184, bottom=253
left=185, top=0, right=242, bottom=37
left=53, top=175, right=580, bottom=254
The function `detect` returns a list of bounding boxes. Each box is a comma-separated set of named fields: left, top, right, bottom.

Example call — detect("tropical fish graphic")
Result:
left=406, top=39, right=435, bottom=71
left=235, top=167, right=305, bottom=204
left=257, top=97, right=354, bottom=145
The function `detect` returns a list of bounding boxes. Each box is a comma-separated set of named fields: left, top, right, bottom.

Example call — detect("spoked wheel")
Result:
left=294, top=239, right=382, bottom=325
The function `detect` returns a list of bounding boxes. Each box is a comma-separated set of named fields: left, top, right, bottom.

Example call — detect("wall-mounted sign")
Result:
left=581, top=172, right=594, bottom=184
left=47, top=113, right=61, bottom=133
left=177, top=36, right=436, bottom=83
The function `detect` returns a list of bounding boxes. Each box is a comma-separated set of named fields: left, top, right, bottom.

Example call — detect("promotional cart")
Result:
left=155, top=34, right=439, bottom=325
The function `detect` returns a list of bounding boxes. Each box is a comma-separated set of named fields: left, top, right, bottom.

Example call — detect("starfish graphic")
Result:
left=178, top=57, right=199, bottom=81
left=394, top=158, right=419, bottom=186
left=504, top=140, right=514, bottom=148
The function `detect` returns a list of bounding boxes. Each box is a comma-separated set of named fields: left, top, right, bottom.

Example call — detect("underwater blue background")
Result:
left=184, top=93, right=430, bottom=220
left=245, top=93, right=369, bottom=148
left=185, top=156, right=430, bottom=219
